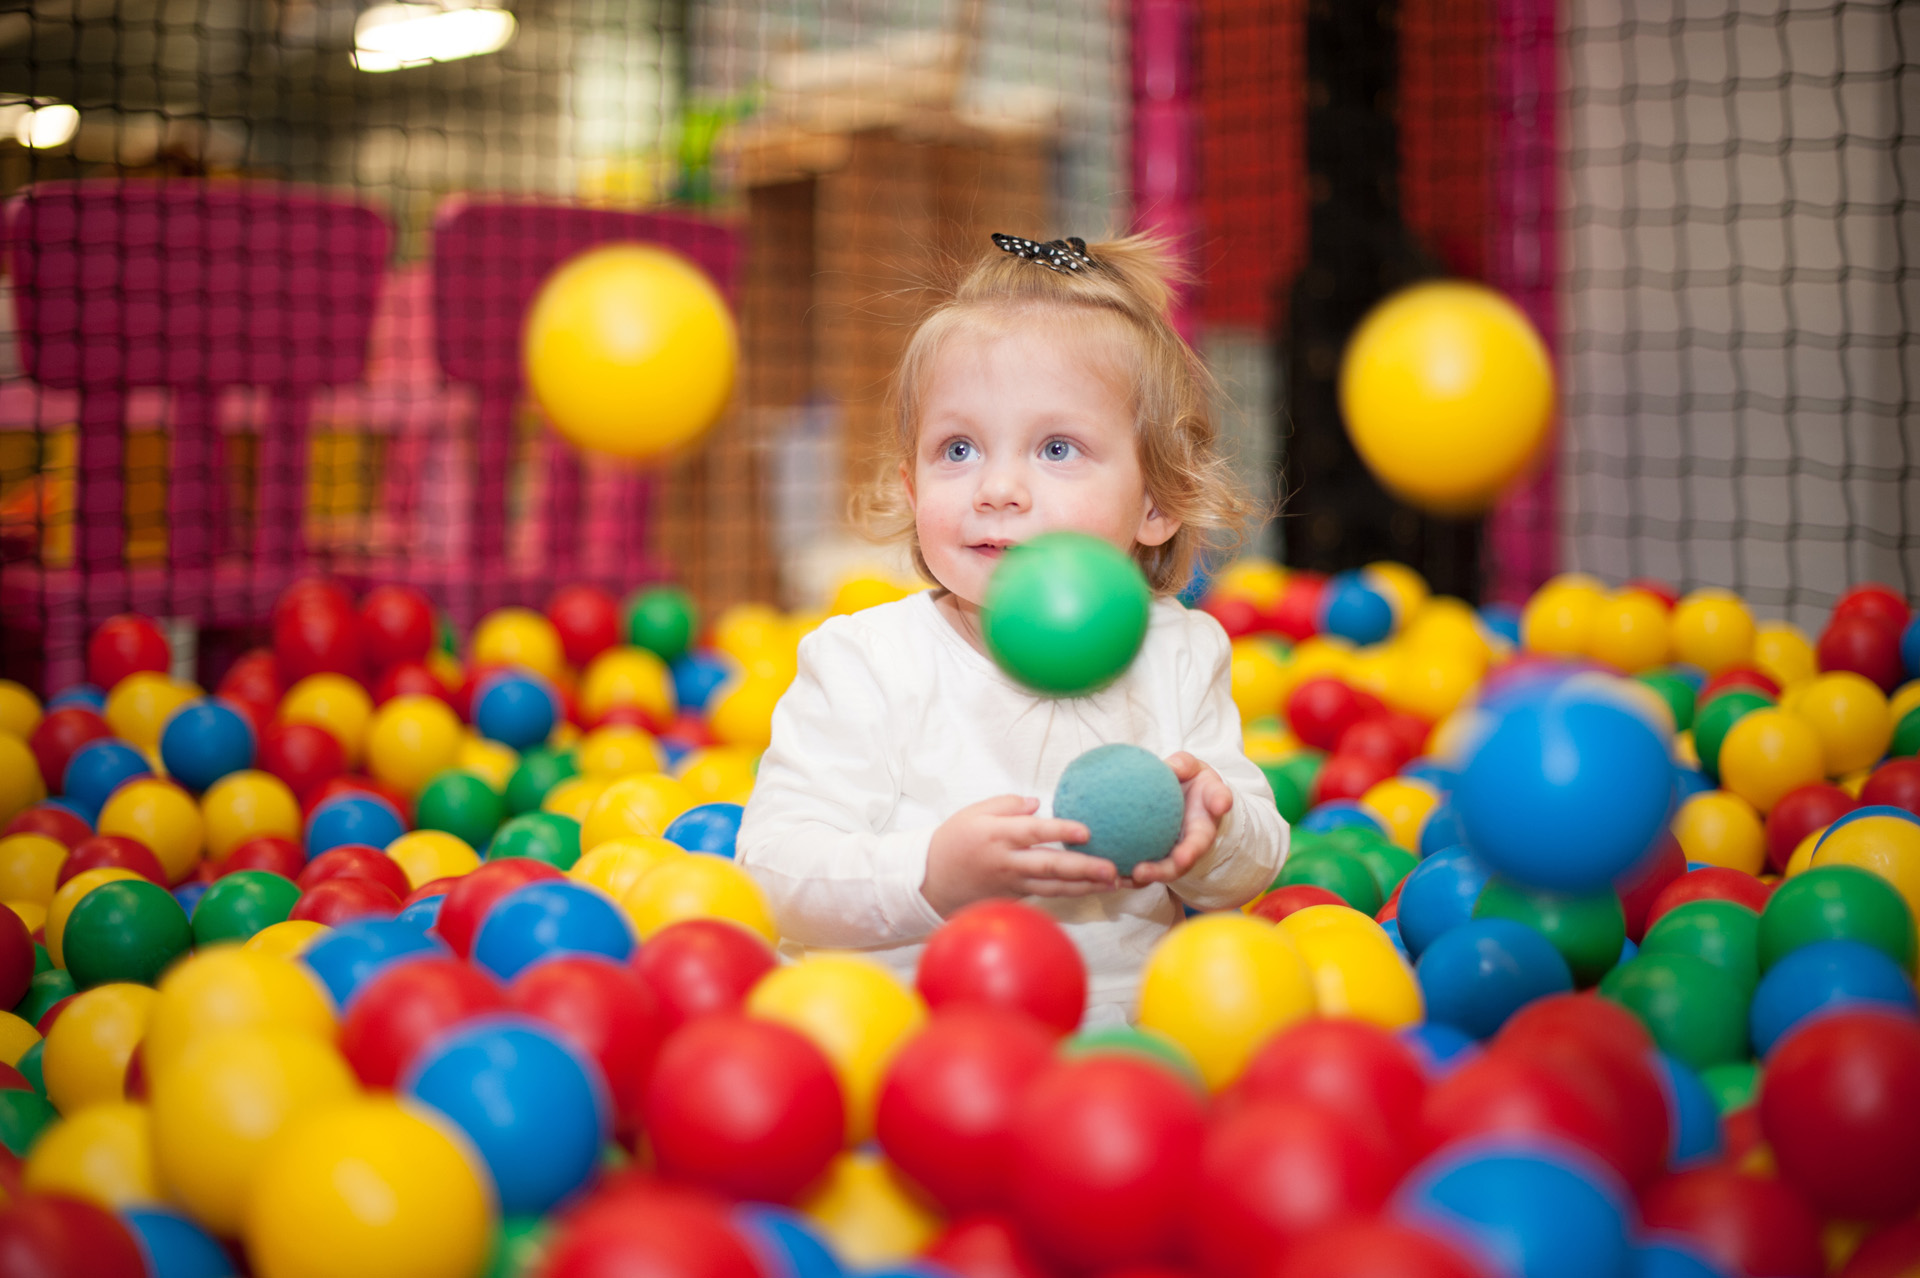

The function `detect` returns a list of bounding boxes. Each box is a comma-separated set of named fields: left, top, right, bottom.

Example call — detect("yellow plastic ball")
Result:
left=1231, top=639, right=1288, bottom=724
left=1209, top=558, right=1289, bottom=609
left=748, top=954, right=926, bottom=1144
left=456, top=735, right=518, bottom=792
left=1786, top=827, right=1827, bottom=878
left=0, top=733, right=45, bottom=827
left=541, top=775, right=613, bottom=823
left=570, top=837, right=684, bottom=901
left=1338, top=281, right=1553, bottom=514
left=582, top=774, right=696, bottom=851
left=576, top=725, right=664, bottom=778
left=1277, top=904, right=1425, bottom=1029
left=201, top=770, right=301, bottom=860
left=46, top=868, right=143, bottom=967
left=1345, top=646, right=1400, bottom=702
left=1386, top=647, right=1480, bottom=723
left=579, top=647, right=676, bottom=726
left=1363, top=562, right=1430, bottom=622
left=1359, top=777, right=1439, bottom=851
left=247, top=1098, right=492, bottom=1278
left=1402, top=597, right=1492, bottom=663
left=674, top=747, right=759, bottom=804
left=280, top=675, right=374, bottom=768
left=245, top=919, right=331, bottom=960
left=105, top=673, right=201, bottom=752
left=523, top=244, right=736, bottom=462
left=1672, top=792, right=1768, bottom=875
left=1891, top=680, right=1920, bottom=727
left=1520, top=575, right=1605, bottom=656
left=620, top=854, right=778, bottom=944
left=1840, top=770, right=1871, bottom=799
left=1754, top=622, right=1819, bottom=692
left=470, top=607, right=565, bottom=683
left=1814, top=815, right=1920, bottom=924
left=0, top=1011, right=39, bottom=1066
left=1136, top=914, right=1317, bottom=1091
left=143, top=947, right=336, bottom=1083
left=426, top=650, right=465, bottom=692
left=98, top=778, right=203, bottom=883
left=0, top=832, right=68, bottom=906
left=364, top=696, right=463, bottom=798
left=1792, top=672, right=1893, bottom=778
left=711, top=603, right=787, bottom=665
left=708, top=677, right=783, bottom=751
left=1718, top=709, right=1827, bottom=813
left=23, top=1102, right=160, bottom=1209
left=830, top=576, right=914, bottom=616
left=6, top=899, right=45, bottom=936
left=1670, top=590, right=1757, bottom=676
left=152, top=1028, right=359, bottom=1236
left=382, top=830, right=479, bottom=891
left=1586, top=590, right=1672, bottom=674
left=800, top=1151, right=941, bottom=1268
left=0, top=679, right=41, bottom=741
left=44, top=983, right=156, bottom=1114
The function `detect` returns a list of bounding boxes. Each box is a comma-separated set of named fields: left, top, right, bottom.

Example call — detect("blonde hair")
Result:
left=854, top=233, right=1257, bottom=594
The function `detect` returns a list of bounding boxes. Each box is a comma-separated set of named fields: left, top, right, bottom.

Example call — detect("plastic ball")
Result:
left=540, top=585, right=619, bottom=668
left=797, top=1149, right=941, bottom=1267
left=1600, top=952, right=1749, bottom=1070
left=979, top=532, right=1151, bottom=696
left=1277, top=904, right=1424, bottom=1028
left=0, top=832, right=67, bottom=906
left=1136, top=914, right=1316, bottom=1090
left=1639, top=1169, right=1823, bottom=1278
left=1813, top=812, right=1920, bottom=924
left=142, top=945, right=334, bottom=1086
left=1672, top=792, right=1767, bottom=874
left=1640, top=899, right=1761, bottom=1007
left=621, top=853, right=777, bottom=943
left=404, top=1016, right=608, bottom=1215
left=100, top=674, right=196, bottom=752
left=574, top=725, right=664, bottom=779
left=299, top=842, right=411, bottom=900
left=1520, top=576, right=1603, bottom=655
left=199, top=769, right=301, bottom=862
left=1794, top=672, right=1893, bottom=776
left=1586, top=589, right=1671, bottom=674
left=280, top=675, right=374, bottom=768
left=301, top=917, right=448, bottom=1008
left=1473, top=878, right=1626, bottom=987
left=1758, top=864, right=1915, bottom=972
left=1766, top=783, right=1857, bottom=874
left=364, top=695, right=464, bottom=798
left=914, top=900, right=1087, bottom=1036
left=474, top=672, right=559, bottom=752
left=380, top=830, right=476, bottom=890
left=454, top=734, right=517, bottom=792
left=663, top=801, right=744, bottom=859
left=359, top=585, right=436, bottom=670
left=1337, top=281, right=1553, bottom=514
left=1822, top=613, right=1907, bottom=693
left=88, top=615, right=170, bottom=690
left=337, top=957, right=504, bottom=1089
left=505, top=747, right=578, bottom=816
left=42, top=982, right=155, bottom=1112
left=706, top=677, right=782, bottom=751
left=120, top=1207, right=234, bottom=1278
left=256, top=721, right=347, bottom=804
left=630, top=917, right=777, bottom=1032
left=244, top=918, right=329, bottom=960
left=467, top=609, right=562, bottom=685
left=1320, top=573, right=1396, bottom=646
left=60, top=738, right=151, bottom=819
left=1748, top=939, right=1917, bottom=1057
left=1396, top=845, right=1495, bottom=958
left=507, top=953, right=666, bottom=1135
left=29, top=707, right=110, bottom=797
left=1050, top=743, right=1183, bottom=875
left=412, top=770, right=506, bottom=850
left=97, top=779, right=202, bottom=883
left=244, top=1095, right=494, bottom=1278
left=569, top=836, right=682, bottom=903
left=20, top=1099, right=157, bottom=1207
left=618, top=586, right=694, bottom=664
left=274, top=583, right=365, bottom=685
left=62, top=879, right=191, bottom=988
left=1690, top=688, right=1772, bottom=783
left=472, top=879, right=635, bottom=982
left=582, top=773, right=696, bottom=851
left=1416, top=918, right=1573, bottom=1039
left=1269, top=1219, right=1490, bottom=1278
left=153, top=699, right=252, bottom=794
left=304, top=793, right=405, bottom=859
left=1395, top=1144, right=1631, bottom=1278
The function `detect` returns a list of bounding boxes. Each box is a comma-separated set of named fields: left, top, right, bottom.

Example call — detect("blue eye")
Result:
left=1042, top=439, right=1076, bottom=461
left=944, top=440, right=973, bottom=462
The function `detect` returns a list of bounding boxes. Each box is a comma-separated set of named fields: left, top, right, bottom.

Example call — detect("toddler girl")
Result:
left=736, top=232, right=1289, bottom=1021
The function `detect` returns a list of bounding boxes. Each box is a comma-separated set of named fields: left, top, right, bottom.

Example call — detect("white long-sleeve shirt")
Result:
left=736, top=589, right=1289, bottom=1014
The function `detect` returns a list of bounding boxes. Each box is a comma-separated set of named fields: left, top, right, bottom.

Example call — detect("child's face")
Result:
left=903, top=321, right=1179, bottom=608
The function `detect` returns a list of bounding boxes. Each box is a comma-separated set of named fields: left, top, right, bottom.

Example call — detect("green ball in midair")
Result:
left=982, top=532, right=1151, bottom=696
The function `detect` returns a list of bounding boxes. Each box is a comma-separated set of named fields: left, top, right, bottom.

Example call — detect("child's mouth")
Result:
left=969, top=541, right=1014, bottom=558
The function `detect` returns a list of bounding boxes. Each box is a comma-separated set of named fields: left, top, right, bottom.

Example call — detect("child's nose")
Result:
left=975, top=459, right=1029, bottom=510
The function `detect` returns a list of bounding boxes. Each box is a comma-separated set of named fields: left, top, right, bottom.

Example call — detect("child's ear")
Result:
left=898, top=461, right=916, bottom=510
left=1137, top=495, right=1180, bottom=548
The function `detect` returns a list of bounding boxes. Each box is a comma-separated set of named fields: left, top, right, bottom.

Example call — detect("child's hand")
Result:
left=1126, top=752, right=1235, bottom=886
left=921, top=795, right=1120, bottom=918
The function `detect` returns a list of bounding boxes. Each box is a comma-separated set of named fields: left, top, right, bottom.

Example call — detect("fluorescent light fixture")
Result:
left=3, top=102, right=78, bottom=149
left=353, top=2, right=515, bottom=72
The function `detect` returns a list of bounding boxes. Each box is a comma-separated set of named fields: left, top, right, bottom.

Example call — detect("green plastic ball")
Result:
left=486, top=1216, right=553, bottom=1278
left=1692, top=689, right=1773, bottom=781
left=1699, top=1060, right=1760, bottom=1115
left=191, top=870, right=300, bottom=947
left=0, top=1088, right=56, bottom=1156
left=1893, top=706, right=1920, bottom=758
left=1641, top=899, right=1762, bottom=999
left=488, top=811, right=582, bottom=871
left=1053, top=744, right=1185, bottom=875
left=15, top=1039, right=43, bottom=1096
left=62, top=880, right=192, bottom=989
left=32, top=943, right=49, bottom=975
left=1636, top=669, right=1697, bottom=732
left=14, top=968, right=73, bottom=1026
left=1266, top=752, right=1325, bottom=813
left=1349, top=840, right=1420, bottom=900
left=1260, top=762, right=1310, bottom=824
left=1474, top=878, right=1627, bottom=987
left=981, top=532, right=1151, bottom=696
left=1757, top=864, right=1916, bottom=973
left=417, top=770, right=508, bottom=848
left=1274, top=847, right=1383, bottom=916
left=624, top=586, right=697, bottom=663
left=1599, top=951, right=1749, bottom=1071
left=1063, top=1024, right=1205, bottom=1091
left=505, top=748, right=578, bottom=817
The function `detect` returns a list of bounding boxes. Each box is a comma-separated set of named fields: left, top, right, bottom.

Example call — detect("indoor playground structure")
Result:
left=1, top=1, right=1920, bottom=1277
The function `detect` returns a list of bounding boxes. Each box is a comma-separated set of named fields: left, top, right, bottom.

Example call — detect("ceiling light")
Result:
left=16, top=103, right=78, bottom=149
left=353, top=3, right=515, bottom=72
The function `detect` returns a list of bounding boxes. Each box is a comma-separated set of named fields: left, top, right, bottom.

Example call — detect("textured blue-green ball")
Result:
left=1053, top=743, right=1184, bottom=874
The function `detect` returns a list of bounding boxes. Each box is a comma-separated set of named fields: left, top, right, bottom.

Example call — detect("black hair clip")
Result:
left=992, top=233, right=1099, bottom=274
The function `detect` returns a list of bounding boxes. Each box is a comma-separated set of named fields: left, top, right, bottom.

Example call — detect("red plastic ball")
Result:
left=1640, top=1167, right=1825, bottom=1278
left=1765, top=783, right=1859, bottom=873
left=404, top=877, right=461, bottom=907
left=1248, top=884, right=1347, bottom=925
left=359, top=585, right=436, bottom=671
left=57, top=835, right=166, bottom=888
left=875, top=1006, right=1057, bottom=1214
left=29, top=708, right=111, bottom=794
left=217, top=834, right=307, bottom=879
left=1614, top=833, right=1687, bottom=943
left=1270, top=1220, right=1491, bottom=1278
left=1495, top=994, right=1668, bottom=1188
left=371, top=660, right=452, bottom=707
left=274, top=585, right=365, bottom=684
left=451, top=664, right=506, bottom=723
left=543, top=1178, right=763, bottom=1278
left=923, top=1214, right=1056, bottom=1278
left=0, top=1192, right=146, bottom=1278
left=1265, top=573, right=1327, bottom=643
left=548, top=586, right=622, bottom=668
left=339, top=956, right=505, bottom=1088
left=257, top=722, right=347, bottom=802
left=1334, top=717, right=1417, bottom=771
left=510, top=955, right=669, bottom=1135
left=1626, top=579, right=1679, bottom=610
left=591, top=703, right=673, bottom=736
left=0, top=905, right=31, bottom=1010
left=297, top=844, right=411, bottom=900
left=1844, top=1219, right=1920, bottom=1278
left=3, top=804, right=92, bottom=850
left=1200, top=597, right=1262, bottom=642
left=1646, top=867, right=1772, bottom=929
left=1759, top=1009, right=1920, bottom=1222
left=1699, top=667, right=1781, bottom=706
left=629, top=919, right=778, bottom=1033
left=642, top=1015, right=843, bottom=1204
left=1860, top=759, right=1920, bottom=818
left=290, top=875, right=401, bottom=926
left=1313, top=753, right=1397, bottom=806
left=1230, top=1018, right=1428, bottom=1148
left=1006, top=1055, right=1207, bottom=1272
left=1834, top=584, right=1911, bottom=635
left=1286, top=678, right=1365, bottom=752
left=87, top=615, right=170, bottom=691
left=1419, top=1051, right=1632, bottom=1185
left=216, top=649, right=282, bottom=724
left=433, top=857, right=565, bottom=958
left=1819, top=615, right=1906, bottom=693
left=915, top=900, right=1088, bottom=1037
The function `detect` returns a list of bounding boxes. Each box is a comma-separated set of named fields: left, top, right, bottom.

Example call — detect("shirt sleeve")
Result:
left=735, top=622, right=949, bottom=950
left=1167, top=614, right=1290, bottom=911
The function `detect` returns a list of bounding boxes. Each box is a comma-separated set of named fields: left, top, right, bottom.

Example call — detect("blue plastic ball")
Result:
left=1650, top=1050, right=1722, bottom=1169
left=1396, top=1143, right=1632, bottom=1278
left=672, top=651, right=735, bottom=713
left=396, top=893, right=446, bottom=932
left=1479, top=603, right=1523, bottom=646
left=404, top=1016, right=609, bottom=1215
left=302, top=917, right=448, bottom=1008
left=1052, top=743, right=1185, bottom=875
left=472, top=880, right=636, bottom=982
left=305, top=793, right=406, bottom=857
left=173, top=882, right=209, bottom=918
left=1673, top=766, right=1714, bottom=803
left=1319, top=572, right=1396, bottom=646
left=1400, top=1021, right=1481, bottom=1076
left=735, top=1206, right=845, bottom=1278
left=1634, top=1243, right=1727, bottom=1278
left=1904, top=615, right=1920, bottom=680
left=158, top=699, right=256, bottom=793
left=1417, top=802, right=1466, bottom=857
left=474, top=671, right=559, bottom=752
left=1396, top=845, right=1494, bottom=958
left=46, top=683, right=108, bottom=712
left=1748, top=939, right=1919, bottom=1057
left=665, top=802, right=745, bottom=858
left=37, top=798, right=93, bottom=828
left=122, top=1206, right=237, bottom=1278
left=1298, top=801, right=1386, bottom=836
left=61, top=738, right=151, bottom=817
left=1416, top=917, right=1574, bottom=1039
left=1380, top=917, right=1411, bottom=961
left=1453, top=680, right=1675, bottom=892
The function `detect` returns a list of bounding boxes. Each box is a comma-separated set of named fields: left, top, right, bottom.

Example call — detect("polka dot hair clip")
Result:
left=992, top=233, right=1099, bottom=274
